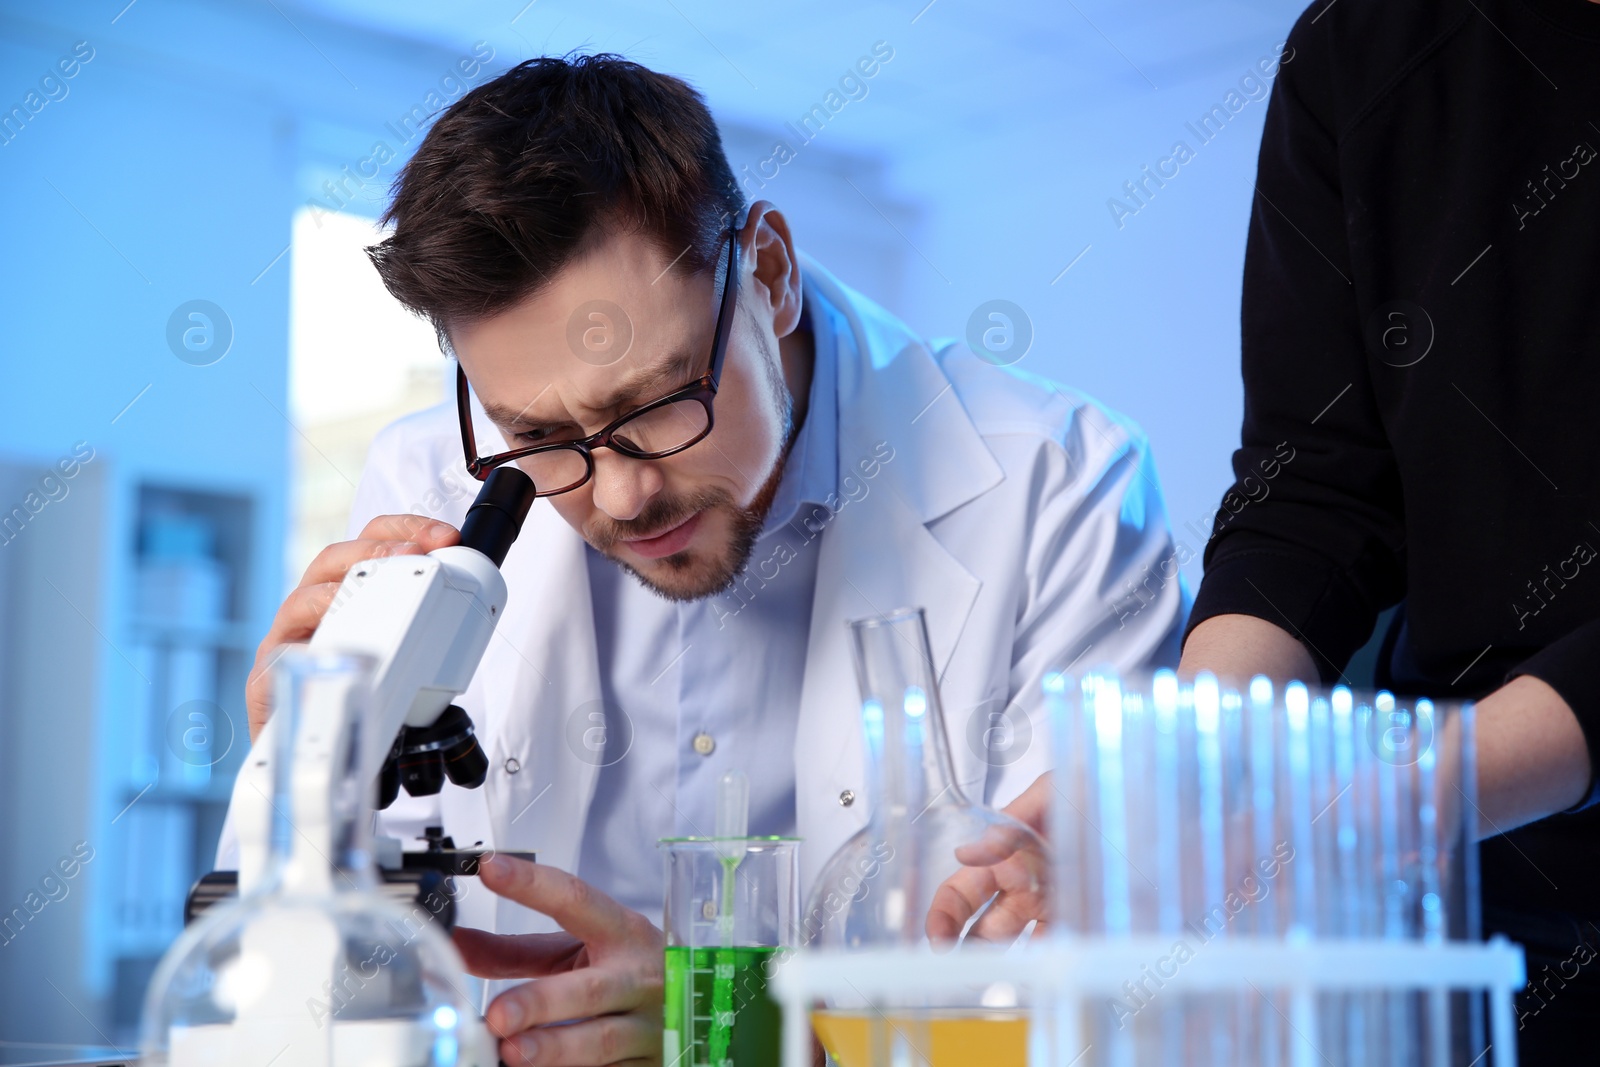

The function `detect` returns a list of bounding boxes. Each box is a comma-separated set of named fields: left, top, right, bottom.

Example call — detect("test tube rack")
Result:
left=773, top=670, right=1526, bottom=1067
left=772, top=935, right=1525, bottom=1067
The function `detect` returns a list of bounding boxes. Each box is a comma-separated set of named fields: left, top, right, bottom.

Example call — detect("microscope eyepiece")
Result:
left=458, top=466, right=536, bottom=568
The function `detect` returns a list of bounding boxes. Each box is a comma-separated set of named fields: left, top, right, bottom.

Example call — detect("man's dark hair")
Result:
left=367, top=53, right=744, bottom=349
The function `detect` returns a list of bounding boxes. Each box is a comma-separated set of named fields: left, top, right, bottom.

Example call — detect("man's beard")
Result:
left=585, top=461, right=789, bottom=602
left=585, top=326, right=798, bottom=602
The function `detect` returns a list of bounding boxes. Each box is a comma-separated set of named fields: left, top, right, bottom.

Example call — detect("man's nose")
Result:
left=588, top=450, right=663, bottom=522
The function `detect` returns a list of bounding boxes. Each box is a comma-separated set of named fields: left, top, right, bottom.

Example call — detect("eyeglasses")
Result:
left=457, top=228, right=739, bottom=495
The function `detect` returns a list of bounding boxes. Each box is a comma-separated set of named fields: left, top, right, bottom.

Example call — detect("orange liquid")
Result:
left=811, top=1009, right=1029, bottom=1067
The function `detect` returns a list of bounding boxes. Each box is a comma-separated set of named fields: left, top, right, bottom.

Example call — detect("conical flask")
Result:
left=139, top=647, right=495, bottom=1066
left=804, top=608, right=1050, bottom=1067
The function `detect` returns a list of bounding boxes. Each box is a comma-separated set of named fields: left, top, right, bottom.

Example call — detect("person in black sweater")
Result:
left=1179, top=0, right=1600, bottom=1057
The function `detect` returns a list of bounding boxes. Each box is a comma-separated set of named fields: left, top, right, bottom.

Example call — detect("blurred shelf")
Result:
left=119, top=782, right=238, bottom=806
left=112, top=931, right=182, bottom=957
left=101, top=482, right=260, bottom=1035
left=126, top=616, right=256, bottom=650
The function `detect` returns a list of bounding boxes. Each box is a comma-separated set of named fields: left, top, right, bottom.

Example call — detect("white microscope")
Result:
left=140, top=466, right=538, bottom=1067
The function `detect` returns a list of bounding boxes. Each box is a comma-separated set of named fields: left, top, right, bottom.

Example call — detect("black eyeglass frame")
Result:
left=456, top=227, right=740, bottom=492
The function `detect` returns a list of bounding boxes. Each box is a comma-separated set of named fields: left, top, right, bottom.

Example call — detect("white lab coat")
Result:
left=219, top=255, right=1187, bottom=935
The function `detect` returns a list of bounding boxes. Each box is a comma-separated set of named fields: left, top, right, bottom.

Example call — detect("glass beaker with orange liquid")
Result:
left=803, top=608, right=1050, bottom=1067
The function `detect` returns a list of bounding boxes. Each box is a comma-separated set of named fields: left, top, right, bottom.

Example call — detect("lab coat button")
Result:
left=504, top=757, right=521, bottom=775
left=838, top=789, right=855, bottom=807
left=692, top=731, right=715, bottom=756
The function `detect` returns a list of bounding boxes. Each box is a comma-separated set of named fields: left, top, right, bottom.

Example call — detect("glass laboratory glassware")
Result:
left=805, top=607, right=1050, bottom=1067
left=659, top=832, right=799, bottom=1067
left=139, top=647, right=494, bottom=1067
left=1046, top=669, right=1479, bottom=1067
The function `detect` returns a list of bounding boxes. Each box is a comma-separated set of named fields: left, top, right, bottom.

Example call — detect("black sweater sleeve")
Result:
left=1185, top=6, right=1407, bottom=682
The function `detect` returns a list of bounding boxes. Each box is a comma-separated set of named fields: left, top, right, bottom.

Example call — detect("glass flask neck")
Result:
left=850, top=609, right=966, bottom=826
left=257, top=649, right=380, bottom=898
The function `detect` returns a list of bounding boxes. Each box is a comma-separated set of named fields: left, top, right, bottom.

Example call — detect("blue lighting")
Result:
left=904, top=686, right=927, bottom=719
left=432, top=1004, right=459, bottom=1030
left=861, top=698, right=885, bottom=759
left=1249, top=675, right=1273, bottom=708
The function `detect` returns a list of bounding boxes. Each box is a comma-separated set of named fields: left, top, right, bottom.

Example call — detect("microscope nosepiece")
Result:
left=394, top=704, right=489, bottom=798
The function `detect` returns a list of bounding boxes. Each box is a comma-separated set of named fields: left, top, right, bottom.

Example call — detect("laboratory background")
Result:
left=0, top=0, right=1320, bottom=1048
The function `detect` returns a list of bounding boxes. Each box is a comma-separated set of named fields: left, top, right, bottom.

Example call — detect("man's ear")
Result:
left=741, top=200, right=804, bottom=338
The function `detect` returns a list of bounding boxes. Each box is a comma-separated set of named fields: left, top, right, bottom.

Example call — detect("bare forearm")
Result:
left=1181, top=615, right=1592, bottom=837
left=1179, top=613, right=1316, bottom=683
left=1472, top=674, right=1589, bottom=837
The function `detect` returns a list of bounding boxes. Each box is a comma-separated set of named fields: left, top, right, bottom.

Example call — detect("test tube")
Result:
left=1249, top=676, right=1283, bottom=1067
left=1153, top=672, right=1185, bottom=1067
left=1194, top=673, right=1232, bottom=1066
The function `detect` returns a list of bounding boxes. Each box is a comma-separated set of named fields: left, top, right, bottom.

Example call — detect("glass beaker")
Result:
left=660, top=836, right=799, bottom=1067
left=804, top=607, right=1050, bottom=1067
left=139, top=647, right=494, bottom=1066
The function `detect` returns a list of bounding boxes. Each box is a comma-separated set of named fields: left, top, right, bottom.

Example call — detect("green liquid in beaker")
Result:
left=663, top=944, right=782, bottom=1067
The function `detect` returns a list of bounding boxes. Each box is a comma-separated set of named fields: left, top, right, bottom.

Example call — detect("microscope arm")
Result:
left=230, top=468, right=534, bottom=895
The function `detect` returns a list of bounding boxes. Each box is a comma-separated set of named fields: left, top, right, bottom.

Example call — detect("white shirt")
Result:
left=576, top=288, right=842, bottom=919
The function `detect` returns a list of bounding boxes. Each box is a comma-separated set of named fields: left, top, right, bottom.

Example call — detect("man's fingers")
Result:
left=966, top=851, right=1051, bottom=942
left=477, top=855, right=642, bottom=947
left=258, top=543, right=407, bottom=682
left=246, top=581, right=339, bottom=737
left=926, top=867, right=998, bottom=943
left=244, top=518, right=458, bottom=742
left=998, top=772, right=1053, bottom=836
left=466, top=861, right=664, bottom=1062
left=261, top=581, right=342, bottom=648
left=485, top=965, right=647, bottom=1036
left=928, top=871, right=1047, bottom=945
left=299, top=537, right=433, bottom=590
left=968, top=900, right=1043, bottom=942
left=927, top=834, right=1052, bottom=943
left=357, top=513, right=460, bottom=551
left=249, top=581, right=339, bottom=702
left=499, top=1011, right=657, bottom=1067
left=452, top=927, right=583, bottom=981
left=952, top=823, right=1033, bottom=867
left=246, top=636, right=309, bottom=738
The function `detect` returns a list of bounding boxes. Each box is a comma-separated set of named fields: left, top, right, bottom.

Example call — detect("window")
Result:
left=287, top=207, right=449, bottom=585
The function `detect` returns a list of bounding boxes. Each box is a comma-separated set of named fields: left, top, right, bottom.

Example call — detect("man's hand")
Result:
left=455, top=855, right=664, bottom=1067
left=927, top=773, right=1053, bottom=942
left=245, top=514, right=460, bottom=741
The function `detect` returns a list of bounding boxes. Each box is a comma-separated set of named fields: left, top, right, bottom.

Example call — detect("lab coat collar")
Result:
left=799, top=252, right=1003, bottom=525
left=761, top=277, right=840, bottom=538
left=789, top=253, right=1005, bottom=893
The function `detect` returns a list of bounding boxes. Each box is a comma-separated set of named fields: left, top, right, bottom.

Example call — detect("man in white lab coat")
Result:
left=232, top=55, right=1186, bottom=1066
